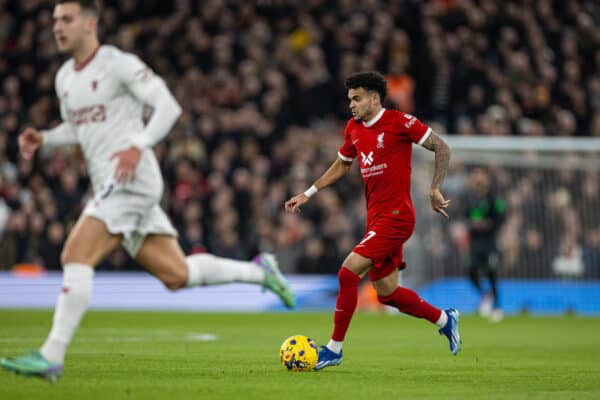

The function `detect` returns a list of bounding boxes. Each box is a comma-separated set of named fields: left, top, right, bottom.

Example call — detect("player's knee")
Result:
left=60, top=246, right=79, bottom=266
left=338, top=267, right=360, bottom=287
left=161, top=266, right=189, bottom=291
left=373, top=279, right=398, bottom=299
left=61, top=240, right=98, bottom=266
left=377, top=293, right=394, bottom=306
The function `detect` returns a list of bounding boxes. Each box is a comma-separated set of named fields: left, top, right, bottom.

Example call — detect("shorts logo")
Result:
left=99, top=182, right=115, bottom=200
left=361, top=151, right=374, bottom=166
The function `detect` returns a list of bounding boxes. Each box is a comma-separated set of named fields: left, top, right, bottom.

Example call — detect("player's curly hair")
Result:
left=345, top=71, right=387, bottom=103
left=55, top=0, right=101, bottom=16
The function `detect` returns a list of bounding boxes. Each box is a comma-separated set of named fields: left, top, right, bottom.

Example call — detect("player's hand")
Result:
left=18, top=127, right=43, bottom=160
left=110, top=146, right=142, bottom=183
left=429, top=188, right=450, bottom=218
left=285, top=193, right=310, bottom=213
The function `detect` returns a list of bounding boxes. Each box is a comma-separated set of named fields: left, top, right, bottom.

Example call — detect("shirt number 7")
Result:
left=359, top=230, right=376, bottom=245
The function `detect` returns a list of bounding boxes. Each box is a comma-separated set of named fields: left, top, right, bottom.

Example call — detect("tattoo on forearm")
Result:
left=423, top=133, right=451, bottom=189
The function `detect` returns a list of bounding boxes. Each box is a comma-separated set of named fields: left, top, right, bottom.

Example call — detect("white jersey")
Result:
left=45, top=45, right=180, bottom=199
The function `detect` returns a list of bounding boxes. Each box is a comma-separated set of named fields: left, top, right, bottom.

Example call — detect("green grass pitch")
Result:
left=1, top=310, right=599, bottom=399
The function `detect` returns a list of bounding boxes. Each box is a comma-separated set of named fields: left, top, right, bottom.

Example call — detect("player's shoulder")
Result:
left=342, top=117, right=360, bottom=135
left=385, top=109, right=428, bottom=131
left=384, top=109, right=414, bottom=121
left=97, top=44, right=135, bottom=63
left=344, top=116, right=360, bottom=129
left=99, top=45, right=149, bottom=78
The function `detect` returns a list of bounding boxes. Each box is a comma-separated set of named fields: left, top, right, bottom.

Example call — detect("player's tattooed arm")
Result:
left=422, top=131, right=452, bottom=218
left=422, top=131, right=451, bottom=190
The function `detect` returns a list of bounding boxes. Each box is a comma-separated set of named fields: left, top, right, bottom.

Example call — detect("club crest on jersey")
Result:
left=377, top=132, right=385, bottom=148
left=91, top=80, right=98, bottom=91
left=361, top=151, right=374, bottom=166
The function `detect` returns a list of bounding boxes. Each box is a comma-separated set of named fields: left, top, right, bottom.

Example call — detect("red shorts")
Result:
left=352, top=216, right=415, bottom=282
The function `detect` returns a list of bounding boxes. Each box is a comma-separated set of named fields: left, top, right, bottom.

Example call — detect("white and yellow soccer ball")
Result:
left=279, top=335, right=318, bottom=371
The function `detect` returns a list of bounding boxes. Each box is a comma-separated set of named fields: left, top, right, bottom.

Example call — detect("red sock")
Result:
left=331, top=267, right=361, bottom=341
left=378, top=287, right=442, bottom=324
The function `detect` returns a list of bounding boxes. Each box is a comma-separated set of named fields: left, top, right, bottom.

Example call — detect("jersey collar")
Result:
left=74, top=45, right=101, bottom=72
left=362, top=108, right=386, bottom=127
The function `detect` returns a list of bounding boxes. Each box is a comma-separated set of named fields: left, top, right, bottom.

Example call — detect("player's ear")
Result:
left=372, top=91, right=380, bottom=105
left=84, top=13, right=98, bottom=34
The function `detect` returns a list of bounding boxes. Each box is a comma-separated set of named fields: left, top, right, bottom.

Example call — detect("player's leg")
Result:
left=373, top=269, right=446, bottom=324
left=134, top=235, right=295, bottom=308
left=487, top=266, right=498, bottom=307
left=314, top=251, right=370, bottom=370
left=373, top=268, right=461, bottom=355
left=471, top=247, right=493, bottom=316
left=467, top=259, right=482, bottom=293
left=1, top=216, right=121, bottom=381
left=486, top=252, right=503, bottom=321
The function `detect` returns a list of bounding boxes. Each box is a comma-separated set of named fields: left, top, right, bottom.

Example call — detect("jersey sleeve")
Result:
left=115, top=52, right=182, bottom=148
left=337, top=120, right=356, bottom=162
left=114, top=52, right=161, bottom=102
left=42, top=71, right=78, bottom=147
left=398, top=112, right=431, bottom=146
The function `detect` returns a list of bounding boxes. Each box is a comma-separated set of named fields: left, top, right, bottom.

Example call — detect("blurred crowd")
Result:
left=409, top=158, right=600, bottom=282
left=0, top=0, right=599, bottom=278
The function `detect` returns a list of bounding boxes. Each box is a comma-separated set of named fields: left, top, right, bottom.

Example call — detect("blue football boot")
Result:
left=314, top=345, right=343, bottom=370
left=438, top=308, right=461, bottom=355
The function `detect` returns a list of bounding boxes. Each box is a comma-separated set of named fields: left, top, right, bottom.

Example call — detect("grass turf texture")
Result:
left=1, top=310, right=599, bottom=399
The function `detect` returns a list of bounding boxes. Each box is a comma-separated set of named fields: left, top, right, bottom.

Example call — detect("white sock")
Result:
left=326, top=339, right=343, bottom=354
left=40, top=264, right=94, bottom=364
left=435, top=310, right=448, bottom=328
left=186, top=253, right=264, bottom=286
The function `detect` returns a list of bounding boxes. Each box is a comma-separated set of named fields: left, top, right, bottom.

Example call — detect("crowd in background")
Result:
left=0, top=0, right=599, bottom=278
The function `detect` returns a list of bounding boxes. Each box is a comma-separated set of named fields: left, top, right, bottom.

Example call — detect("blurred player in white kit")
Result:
left=0, top=0, right=295, bottom=382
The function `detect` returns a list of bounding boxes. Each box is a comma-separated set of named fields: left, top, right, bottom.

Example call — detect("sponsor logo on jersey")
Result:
left=361, top=151, right=374, bottom=166
left=68, top=104, right=107, bottom=125
left=360, top=162, right=387, bottom=177
left=91, top=80, right=98, bottom=91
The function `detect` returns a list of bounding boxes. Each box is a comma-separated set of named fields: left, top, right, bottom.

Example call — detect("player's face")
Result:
left=348, top=88, right=378, bottom=122
left=53, top=3, right=95, bottom=54
left=472, top=168, right=490, bottom=193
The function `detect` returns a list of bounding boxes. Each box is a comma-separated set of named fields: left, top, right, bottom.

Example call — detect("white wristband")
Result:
left=304, top=185, right=318, bottom=198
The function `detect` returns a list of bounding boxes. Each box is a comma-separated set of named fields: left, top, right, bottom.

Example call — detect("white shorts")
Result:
left=82, top=186, right=177, bottom=258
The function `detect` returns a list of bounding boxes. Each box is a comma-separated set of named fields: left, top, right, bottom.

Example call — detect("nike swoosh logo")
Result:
left=335, top=308, right=344, bottom=312
left=352, top=139, right=359, bottom=144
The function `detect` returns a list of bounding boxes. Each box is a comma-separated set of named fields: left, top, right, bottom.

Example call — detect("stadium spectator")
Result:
left=0, top=0, right=598, bottom=280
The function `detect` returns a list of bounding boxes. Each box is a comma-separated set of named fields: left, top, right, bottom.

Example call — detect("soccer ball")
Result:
left=279, top=335, right=318, bottom=371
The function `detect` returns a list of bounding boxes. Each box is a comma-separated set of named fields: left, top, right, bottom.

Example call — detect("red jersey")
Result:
left=338, top=108, right=431, bottom=223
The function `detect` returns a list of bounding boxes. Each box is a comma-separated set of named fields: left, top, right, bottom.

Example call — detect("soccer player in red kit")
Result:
left=285, top=71, right=460, bottom=370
